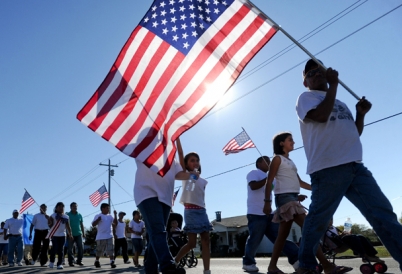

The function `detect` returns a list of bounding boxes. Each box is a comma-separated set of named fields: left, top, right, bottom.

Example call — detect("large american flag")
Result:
left=222, top=130, right=255, bottom=155
left=77, top=0, right=277, bottom=176
left=20, top=190, right=35, bottom=213
left=89, top=185, right=110, bottom=207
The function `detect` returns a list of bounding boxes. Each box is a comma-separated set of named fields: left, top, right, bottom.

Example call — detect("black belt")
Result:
left=34, top=229, right=49, bottom=231
left=10, top=234, right=21, bottom=237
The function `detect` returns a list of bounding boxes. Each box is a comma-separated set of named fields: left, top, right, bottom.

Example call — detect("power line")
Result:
left=237, top=0, right=368, bottom=83
left=205, top=111, right=402, bottom=180
left=207, top=3, right=402, bottom=117
left=111, top=177, right=133, bottom=199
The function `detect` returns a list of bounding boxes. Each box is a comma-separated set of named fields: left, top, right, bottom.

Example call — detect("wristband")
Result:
left=264, top=199, right=272, bottom=202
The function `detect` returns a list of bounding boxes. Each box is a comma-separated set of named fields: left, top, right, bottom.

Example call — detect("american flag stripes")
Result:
left=20, top=190, right=35, bottom=213
left=89, top=185, right=110, bottom=207
left=222, top=130, right=255, bottom=155
left=77, top=0, right=277, bottom=176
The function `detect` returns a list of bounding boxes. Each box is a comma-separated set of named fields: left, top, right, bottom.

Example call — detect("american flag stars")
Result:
left=140, top=0, right=234, bottom=54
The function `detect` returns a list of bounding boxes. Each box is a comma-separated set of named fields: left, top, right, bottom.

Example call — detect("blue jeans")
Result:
left=68, top=235, right=83, bottom=264
left=299, top=163, right=402, bottom=271
left=8, top=235, right=23, bottom=264
left=138, top=197, right=174, bottom=273
left=243, top=214, right=298, bottom=266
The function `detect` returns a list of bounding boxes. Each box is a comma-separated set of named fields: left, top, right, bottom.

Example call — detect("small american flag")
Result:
left=222, top=130, right=255, bottom=155
left=172, top=186, right=181, bottom=206
left=77, top=0, right=277, bottom=177
left=20, top=190, right=35, bottom=213
left=89, top=185, right=110, bottom=207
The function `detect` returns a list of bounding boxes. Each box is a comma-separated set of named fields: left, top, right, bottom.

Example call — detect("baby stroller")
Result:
left=167, top=213, right=198, bottom=268
left=319, top=226, right=387, bottom=274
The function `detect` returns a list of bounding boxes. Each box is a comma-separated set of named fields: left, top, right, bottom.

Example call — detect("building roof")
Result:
left=211, top=215, right=248, bottom=228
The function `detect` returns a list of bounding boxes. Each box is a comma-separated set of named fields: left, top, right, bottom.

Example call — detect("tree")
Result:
left=399, top=212, right=402, bottom=224
left=84, top=226, right=97, bottom=248
left=234, top=231, right=249, bottom=256
left=209, top=232, right=219, bottom=253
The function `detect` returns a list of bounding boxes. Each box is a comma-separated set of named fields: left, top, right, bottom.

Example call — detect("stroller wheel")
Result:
left=360, top=264, right=375, bottom=274
left=185, top=254, right=197, bottom=268
left=316, top=264, right=323, bottom=273
left=178, top=258, right=186, bottom=268
left=190, top=256, right=198, bottom=267
left=373, top=262, right=387, bottom=273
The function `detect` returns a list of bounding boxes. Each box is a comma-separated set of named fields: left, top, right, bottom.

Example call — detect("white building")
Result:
left=211, top=214, right=302, bottom=254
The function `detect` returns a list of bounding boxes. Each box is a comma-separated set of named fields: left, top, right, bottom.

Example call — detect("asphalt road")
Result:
left=0, top=257, right=399, bottom=273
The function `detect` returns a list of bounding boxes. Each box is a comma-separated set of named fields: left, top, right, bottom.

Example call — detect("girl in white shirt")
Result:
left=263, top=133, right=349, bottom=274
left=174, top=139, right=213, bottom=274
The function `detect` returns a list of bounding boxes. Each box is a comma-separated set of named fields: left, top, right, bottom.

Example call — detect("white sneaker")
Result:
left=57, top=265, right=64, bottom=269
left=242, top=264, right=259, bottom=272
left=17, top=262, right=23, bottom=266
left=292, top=261, right=300, bottom=271
left=49, top=262, right=54, bottom=268
left=30, top=260, right=36, bottom=265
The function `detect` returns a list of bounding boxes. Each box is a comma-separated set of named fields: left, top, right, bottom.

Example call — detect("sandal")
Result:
left=324, top=265, right=353, bottom=274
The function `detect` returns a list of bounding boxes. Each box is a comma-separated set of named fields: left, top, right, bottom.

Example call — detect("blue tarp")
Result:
left=22, top=214, right=34, bottom=245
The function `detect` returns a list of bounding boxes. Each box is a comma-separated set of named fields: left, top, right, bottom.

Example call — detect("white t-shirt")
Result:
left=129, top=220, right=145, bottom=239
left=134, top=159, right=183, bottom=206
left=274, top=155, right=300, bottom=194
left=93, top=214, right=114, bottom=240
left=4, top=218, right=24, bottom=235
left=115, top=220, right=126, bottom=239
left=0, top=228, right=8, bottom=244
left=180, top=176, right=208, bottom=207
left=32, top=213, right=50, bottom=230
left=246, top=169, right=275, bottom=215
left=296, top=90, right=362, bottom=174
left=49, top=213, right=69, bottom=237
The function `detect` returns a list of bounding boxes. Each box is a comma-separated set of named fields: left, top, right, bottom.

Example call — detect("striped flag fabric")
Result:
left=89, top=185, right=110, bottom=207
left=20, top=191, right=35, bottom=213
left=222, top=130, right=255, bottom=155
left=77, top=0, right=277, bottom=176
left=172, top=186, right=181, bottom=206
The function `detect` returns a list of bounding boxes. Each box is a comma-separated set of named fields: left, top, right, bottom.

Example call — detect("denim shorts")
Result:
left=183, top=208, right=213, bottom=234
left=131, top=238, right=143, bottom=253
left=275, top=192, right=299, bottom=208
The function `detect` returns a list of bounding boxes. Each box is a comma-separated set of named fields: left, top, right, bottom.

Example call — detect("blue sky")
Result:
left=1, top=1, right=402, bottom=230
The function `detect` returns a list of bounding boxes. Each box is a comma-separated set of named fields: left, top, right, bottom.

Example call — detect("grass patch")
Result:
left=336, top=246, right=390, bottom=257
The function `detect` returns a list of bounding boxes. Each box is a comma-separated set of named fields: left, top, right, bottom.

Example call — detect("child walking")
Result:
left=175, top=139, right=213, bottom=274
left=263, top=132, right=352, bottom=274
left=92, top=204, right=118, bottom=269
left=128, top=210, right=145, bottom=268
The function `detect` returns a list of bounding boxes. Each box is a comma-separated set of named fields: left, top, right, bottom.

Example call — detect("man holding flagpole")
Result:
left=295, top=59, right=402, bottom=273
left=29, top=204, right=50, bottom=267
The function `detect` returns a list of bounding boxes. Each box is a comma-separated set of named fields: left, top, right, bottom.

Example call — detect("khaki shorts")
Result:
left=96, top=238, right=114, bottom=257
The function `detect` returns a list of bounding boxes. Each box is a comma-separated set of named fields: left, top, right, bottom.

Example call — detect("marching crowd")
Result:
left=1, top=59, right=402, bottom=274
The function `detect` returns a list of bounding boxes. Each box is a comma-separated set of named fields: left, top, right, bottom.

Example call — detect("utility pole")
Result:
left=99, top=159, right=118, bottom=206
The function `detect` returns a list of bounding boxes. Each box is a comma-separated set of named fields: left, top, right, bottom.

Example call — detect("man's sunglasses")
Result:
left=304, top=67, right=324, bottom=79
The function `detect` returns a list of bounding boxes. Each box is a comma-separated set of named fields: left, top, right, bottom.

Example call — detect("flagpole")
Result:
left=104, top=183, right=115, bottom=210
left=241, top=127, right=270, bottom=167
left=244, top=0, right=361, bottom=100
